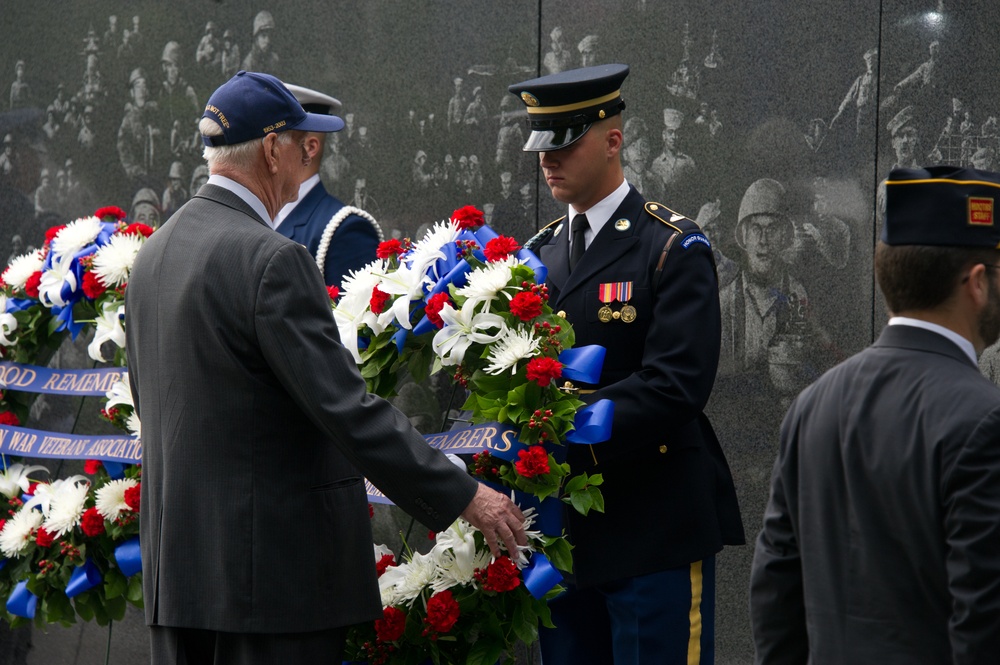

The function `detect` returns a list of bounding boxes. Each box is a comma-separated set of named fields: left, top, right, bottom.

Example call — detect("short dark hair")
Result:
left=875, top=242, right=1000, bottom=312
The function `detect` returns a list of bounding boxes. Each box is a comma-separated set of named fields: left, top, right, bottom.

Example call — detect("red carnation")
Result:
left=451, top=205, right=484, bottom=230
left=514, top=445, right=551, bottom=479
left=124, top=483, right=141, bottom=512
left=81, top=507, right=105, bottom=537
left=482, top=555, right=521, bottom=593
left=94, top=206, right=127, bottom=222
left=370, top=286, right=391, bottom=314
left=122, top=222, right=154, bottom=238
left=26, top=482, right=37, bottom=496
left=0, top=519, right=6, bottom=533
left=84, top=459, right=102, bottom=475
left=375, top=553, right=396, bottom=577
left=525, top=356, right=563, bottom=387
left=44, top=225, right=66, bottom=245
left=24, top=271, right=42, bottom=299
left=35, top=527, right=55, bottom=548
left=425, top=590, right=460, bottom=633
left=424, top=292, right=452, bottom=329
left=327, top=285, right=340, bottom=301
left=82, top=271, right=109, bottom=299
left=375, top=606, right=406, bottom=642
left=484, top=235, right=520, bottom=262
left=376, top=239, right=405, bottom=259
left=509, top=291, right=543, bottom=321
left=0, top=411, right=19, bottom=427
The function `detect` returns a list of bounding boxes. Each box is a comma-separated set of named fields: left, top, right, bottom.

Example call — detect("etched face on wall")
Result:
left=742, top=214, right=791, bottom=278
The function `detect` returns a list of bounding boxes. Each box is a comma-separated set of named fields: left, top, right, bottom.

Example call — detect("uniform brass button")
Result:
left=658, top=445, right=668, bottom=454
left=557, top=310, right=566, bottom=318
left=650, top=204, right=659, bottom=211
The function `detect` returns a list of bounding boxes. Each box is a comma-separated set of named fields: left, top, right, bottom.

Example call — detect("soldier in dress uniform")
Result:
left=509, top=63, right=744, bottom=665
left=272, top=82, right=381, bottom=287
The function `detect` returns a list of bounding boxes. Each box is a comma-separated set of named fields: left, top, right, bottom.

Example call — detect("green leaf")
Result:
left=126, top=574, right=144, bottom=604
left=104, top=569, right=127, bottom=599
left=562, top=474, right=588, bottom=494
left=73, top=596, right=95, bottom=622
left=588, top=486, right=606, bottom=513
left=542, top=537, right=574, bottom=574
left=569, top=489, right=594, bottom=515
left=106, top=594, right=127, bottom=621
left=466, top=634, right=504, bottom=665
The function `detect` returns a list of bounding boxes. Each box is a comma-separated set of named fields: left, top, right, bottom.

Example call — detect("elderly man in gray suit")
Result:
left=751, top=165, right=1000, bottom=664
left=125, top=70, right=526, bottom=664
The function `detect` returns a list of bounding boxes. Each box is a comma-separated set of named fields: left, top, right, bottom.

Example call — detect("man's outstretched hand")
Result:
left=460, top=483, right=527, bottom=558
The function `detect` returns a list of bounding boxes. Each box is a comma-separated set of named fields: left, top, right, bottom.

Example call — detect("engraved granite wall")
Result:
left=0, top=1, right=991, bottom=663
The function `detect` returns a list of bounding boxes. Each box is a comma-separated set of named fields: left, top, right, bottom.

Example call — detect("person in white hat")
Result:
left=650, top=107, right=696, bottom=196
left=273, top=81, right=382, bottom=287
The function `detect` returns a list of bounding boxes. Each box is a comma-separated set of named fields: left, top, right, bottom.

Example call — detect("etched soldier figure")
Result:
left=446, top=77, right=465, bottom=131
left=650, top=108, right=696, bottom=196
left=34, top=169, right=59, bottom=219
left=495, top=95, right=525, bottom=179
left=80, top=53, right=104, bottom=107
left=892, top=40, right=940, bottom=99
left=117, top=68, right=160, bottom=179
left=830, top=47, right=877, bottom=136
left=9, top=60, right=29, bottom=110
left=242, top=11, right=280, bottom=76
left=887, top=106, right=920, bottom=170
left=196, top=22, right=221, bottom=71
left=542, top=27, right=573, bottom=75
left=161, top=161, right=188, bottom=218
left=0, top=135, right=14, bottom=180
left=221, top=29, right=241, bottom=80
left=78, top=105, right=96, bottom=151
left=158, top=41, right=200, bottom=134
left=577, top=35, right=599, bottom=68
left=621, top=117, right=661, bottom=202
left=102, top=15, right=119, bottom=53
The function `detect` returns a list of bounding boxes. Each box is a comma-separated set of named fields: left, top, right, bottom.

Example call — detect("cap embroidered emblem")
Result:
left=521, top=91, right=540, bottom=107
left=969, top=197, right=994, bottom=226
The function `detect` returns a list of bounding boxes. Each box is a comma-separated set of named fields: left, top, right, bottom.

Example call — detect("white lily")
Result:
left=87, top=301, right=126, bottom=362
left=333, top=259, right=388, bottom=363
left=0, top=463, right=48, bottom=499
left=105, top=374, right=134, bottom=411
left=371, top=261, right=432, bottom=331
left=432, top=298, right=506, bottom=367
left=23, top=476, right=87, bottom=516
left=0, top=294, right=17, bottom=347
left=38, top=255, right=78, bottom=308
left=484, top=327, right=542, bottom=376
left=430, top=518, right=490, bottom=592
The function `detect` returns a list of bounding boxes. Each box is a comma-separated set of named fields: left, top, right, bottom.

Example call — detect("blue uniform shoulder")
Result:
left=643, top=201, right=711, bottom=249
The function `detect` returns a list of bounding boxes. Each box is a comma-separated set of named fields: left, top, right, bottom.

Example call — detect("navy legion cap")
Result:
left=508, top=63, right=629, bottom=151
left=883, top=165, right=1000, bottom=248
left=202, top=71, right=344, bottom=147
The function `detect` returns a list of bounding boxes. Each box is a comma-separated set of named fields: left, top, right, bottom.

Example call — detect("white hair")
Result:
left=199, top=117, right=294, bottom=171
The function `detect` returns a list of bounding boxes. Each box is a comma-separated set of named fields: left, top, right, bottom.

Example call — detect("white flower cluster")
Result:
left=0, top=475, right=91, bottom=557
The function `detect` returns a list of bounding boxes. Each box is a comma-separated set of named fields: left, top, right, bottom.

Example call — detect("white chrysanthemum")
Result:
left=430, top=518, right=490, bottom=593
left=387, top=551, right=438, bottom=606
left=95, top=478, right=139, bottom=520
left=38, top=255, right=78, bottom=307
left=456, top=256, right=522, bottom=309
left=105, top=374, right=134, bottom=411
left=432, top=298, right=506, bottom=367
left=407, top=221, right=459, bottom=282
left=42, top=477, right=90, bottom=537
left=1, top=250, right=44, bottom=290
left=377, top=561, right=409, bottom=607
left=484, top=327, right=541, bottom=375
left=91, top=232, right=143, bottom=287
left=512, top=505, right=544, bottom=568
left=87, top=301, right=126, bottom=362
left=126, top=411, right=142, bottom=438
left=0, top=507, right=43, bottom=558
left=0, top=295, right=17, bottom=347
left=51, top=216, right=102, bottom=259
left=333, top=259, right=389, bottom=363
left=0, top=463, right=47, bottom=499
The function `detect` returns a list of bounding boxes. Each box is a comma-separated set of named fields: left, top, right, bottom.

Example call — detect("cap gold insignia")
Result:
left=599, top=109, right=606, bottom=119
left=969, top=197, right=994, bottom=226
left=521, top=92, right=540, bottom=107
left=614, top=218, right=631, bottom=231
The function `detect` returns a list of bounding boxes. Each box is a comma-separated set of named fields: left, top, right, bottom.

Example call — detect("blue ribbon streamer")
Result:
left=428, top=259, right=472, bottom=297
left=7, top=580, right=36, bottom=618
left=65, top=558, right=103, bottom=598
left=558, top=346, right=606, bottom=384
left=566, top=399, right=615, bottom=444
left=0, top=361, right=126, bottom=396
left=516, top=248, right=547, bottom=285
left=4, top=298, right=35, bottom=314
left=0, top=424, right=141, bottom=464
left=102, top=461, right=126, bottom=480
left=115, top=536, right=142, bottom=577
left=523, top=552, right=563, bottom=599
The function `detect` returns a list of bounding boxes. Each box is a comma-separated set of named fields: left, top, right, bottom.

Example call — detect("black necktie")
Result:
left=569, top=214, right=588, bottom=271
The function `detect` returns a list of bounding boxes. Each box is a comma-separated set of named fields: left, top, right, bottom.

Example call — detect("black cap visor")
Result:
left=522, top=123, right=593, bottom=152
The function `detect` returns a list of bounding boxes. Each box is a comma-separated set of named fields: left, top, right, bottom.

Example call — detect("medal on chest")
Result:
left=598, top=281, right=635, bottom=323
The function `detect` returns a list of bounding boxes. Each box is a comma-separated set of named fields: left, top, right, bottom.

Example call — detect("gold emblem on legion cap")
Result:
left=521, top=92, right=540, bottom=107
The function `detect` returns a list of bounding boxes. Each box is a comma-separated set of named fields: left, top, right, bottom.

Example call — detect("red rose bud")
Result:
left=375, top=606, right=406, bottom=642
left=376, top=239, right=405, bottom=259
left=23, top=271, right=42, bottom=299
left=514, top=445, right=551, bottom=478
left=425, top=292, right=452, bottom=329
left=327, top=285, right=340, bottom=301
left=124, top=483, right=141, bottom=512
left=81, top=271, right=109, bottom=299
left=509, top=291, right=544, bottom=321
left=525, top=356, right=563, bottom=387
left=83, top=459, right=102, bottom=474
left=0, top=411, right=20, bottom=427
left=81, top=507, right=105, bottom=537
left=451, top=205, right=485, bottom=230
left=35, top=527, right=55, bottom=548
left=95, top=206, right=127, bottom=222
left=370, top=285, right=391, bottom=314
left=483, top=235, right=520, bottom=262
left=482, top=555, right=521, bottom=593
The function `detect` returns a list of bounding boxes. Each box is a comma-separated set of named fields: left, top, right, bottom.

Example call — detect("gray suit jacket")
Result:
left=125, top=184, right=477, bottom=633
left=750, top=325, right=1000, bottom=664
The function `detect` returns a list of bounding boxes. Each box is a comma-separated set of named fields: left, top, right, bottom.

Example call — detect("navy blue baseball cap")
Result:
left=201, top=71, right=344, bottom=147
left=508, top=64, right=629, bottom=151
left=883, top=165, right=1000, bottom=248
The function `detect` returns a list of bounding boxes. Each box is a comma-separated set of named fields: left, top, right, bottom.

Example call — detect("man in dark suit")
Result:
left=750, top=165, right=1000, bottom=664
left=273, top=82, right=381, bottom=287
left=509, top=64, right=744, bottom=665
left=125, top=70, right=526, bottom=664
